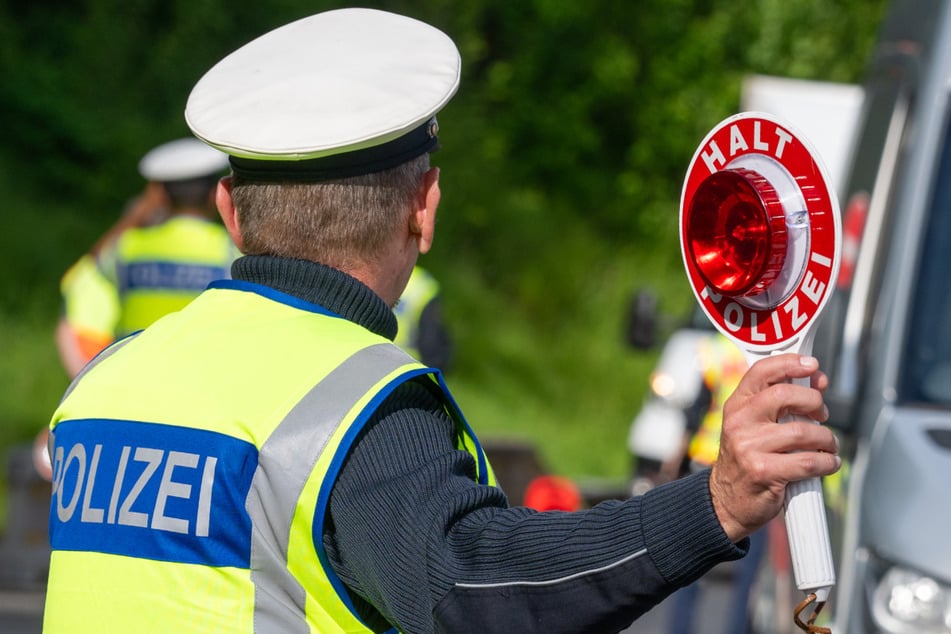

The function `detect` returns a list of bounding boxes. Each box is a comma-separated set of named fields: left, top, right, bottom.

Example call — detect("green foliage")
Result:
left=0, top=0, right=888, bottom=485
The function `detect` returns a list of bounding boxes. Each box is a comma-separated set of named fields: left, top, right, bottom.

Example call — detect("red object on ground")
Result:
left=523, top=475, right=583, bottom=512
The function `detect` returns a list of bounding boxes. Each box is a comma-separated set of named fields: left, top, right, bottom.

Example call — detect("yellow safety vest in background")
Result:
left=99, top=215, right=238, bottom=336
left=392, top=265, right=440, bottom=361
left=45, top=280, right=494, bottom=633
left=687, top=334, right=748, bottom=467
left=59, top=254, right=120, bottom=360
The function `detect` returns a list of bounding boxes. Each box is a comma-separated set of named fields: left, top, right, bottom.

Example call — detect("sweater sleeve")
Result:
left=323, top=379, right=746, bottom=634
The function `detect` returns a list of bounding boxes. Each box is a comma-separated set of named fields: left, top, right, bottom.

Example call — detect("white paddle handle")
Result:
left=780, top=376, right=835, bottom=601
left=783, top=472, right=835, bottom=601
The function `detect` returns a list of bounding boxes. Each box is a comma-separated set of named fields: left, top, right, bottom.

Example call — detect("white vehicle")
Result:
left=750, top=0, right=951, bottom=631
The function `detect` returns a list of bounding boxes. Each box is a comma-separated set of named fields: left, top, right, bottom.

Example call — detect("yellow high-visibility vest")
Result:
left=59, top=254, right=119, bottom=359
left=393, top=266, right=440, bottom=361
left=44, top=280, right=495, bottom=633
left=98, top=215, right=239, bottom=336
left=687, top=334, right=748, bottom=467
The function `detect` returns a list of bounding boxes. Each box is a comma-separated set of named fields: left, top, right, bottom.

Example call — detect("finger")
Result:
left=749, top=420, right=840, bottom=455
left=738, top=354, right=822, bottom=396
left=774, top=382, right=828, bottom=423
left=727, top=380, right=828, bottom=425
left=752, top=448, right=842, bottom=483
left=789, top=371, right=829, bottom=398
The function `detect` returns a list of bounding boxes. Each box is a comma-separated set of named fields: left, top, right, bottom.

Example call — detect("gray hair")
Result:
left=231, top=154, right=430, bottom=268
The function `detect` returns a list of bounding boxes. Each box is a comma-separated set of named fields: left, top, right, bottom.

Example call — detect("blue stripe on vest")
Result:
left=312, top=367, right=448, bottom=621
left=49, top=419, right=257, bottom=568
left=207, top=279, right=343, bottom=317
left=119, top=261, right=229, bottom=292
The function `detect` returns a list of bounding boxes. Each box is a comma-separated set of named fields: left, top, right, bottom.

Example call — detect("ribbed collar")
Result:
left=231, top=255, right=398, bottom=341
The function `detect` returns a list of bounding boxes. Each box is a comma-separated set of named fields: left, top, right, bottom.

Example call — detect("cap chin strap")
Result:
left=229, top=118, right=439, bottom=182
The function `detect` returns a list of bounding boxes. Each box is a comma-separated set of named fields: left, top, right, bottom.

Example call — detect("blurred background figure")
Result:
left=54, top=137, right=236, bottom=379
left=665, top=332, right=765, bottom=634
left=36, top=138, right=236, bottom=480
left=53, top=181, right=171, bottom=375
left=392, top=264, right=454, bottom=371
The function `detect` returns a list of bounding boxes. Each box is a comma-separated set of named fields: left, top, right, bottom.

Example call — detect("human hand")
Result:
left=33, top=427, right=52, bottom=482
left=709, top=354, right=840, bottom=543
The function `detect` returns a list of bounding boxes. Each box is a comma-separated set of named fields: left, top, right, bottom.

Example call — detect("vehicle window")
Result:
left=901, top=105, right=951, bottom=406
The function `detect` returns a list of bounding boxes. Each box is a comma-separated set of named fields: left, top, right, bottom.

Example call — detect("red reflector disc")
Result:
left=685, top=168, right=787, bottom=297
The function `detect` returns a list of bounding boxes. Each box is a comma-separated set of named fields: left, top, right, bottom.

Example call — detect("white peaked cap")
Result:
left=183, top=8, right=461, bottom=181
left=138, top=137, right=230, bottom=182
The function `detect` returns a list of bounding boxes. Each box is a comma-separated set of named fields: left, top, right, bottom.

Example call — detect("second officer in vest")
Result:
left=43, top=8, right=841, bottom=634
left=55, top=138, right=238, bottom=378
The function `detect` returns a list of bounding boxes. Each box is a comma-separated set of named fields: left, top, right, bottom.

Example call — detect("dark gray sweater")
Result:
left=232, top=255, right=747, bottom=634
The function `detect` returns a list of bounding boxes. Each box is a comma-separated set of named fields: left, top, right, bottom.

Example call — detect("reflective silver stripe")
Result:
left=453, top=548, right=649, bottom=589
left=248, top=343, right=417, bottom=633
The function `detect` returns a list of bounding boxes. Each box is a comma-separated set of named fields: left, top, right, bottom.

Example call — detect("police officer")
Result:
left=43, top=9, right=840, bottom=633
left=393, top=264, right=453, bottom=370
left=55, top=138, right=238, bottom=378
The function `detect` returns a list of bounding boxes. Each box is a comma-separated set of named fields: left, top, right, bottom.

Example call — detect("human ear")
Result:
left=216, top=176, right=245, bottom=251
left=412, top=167, right=440, bottom=255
